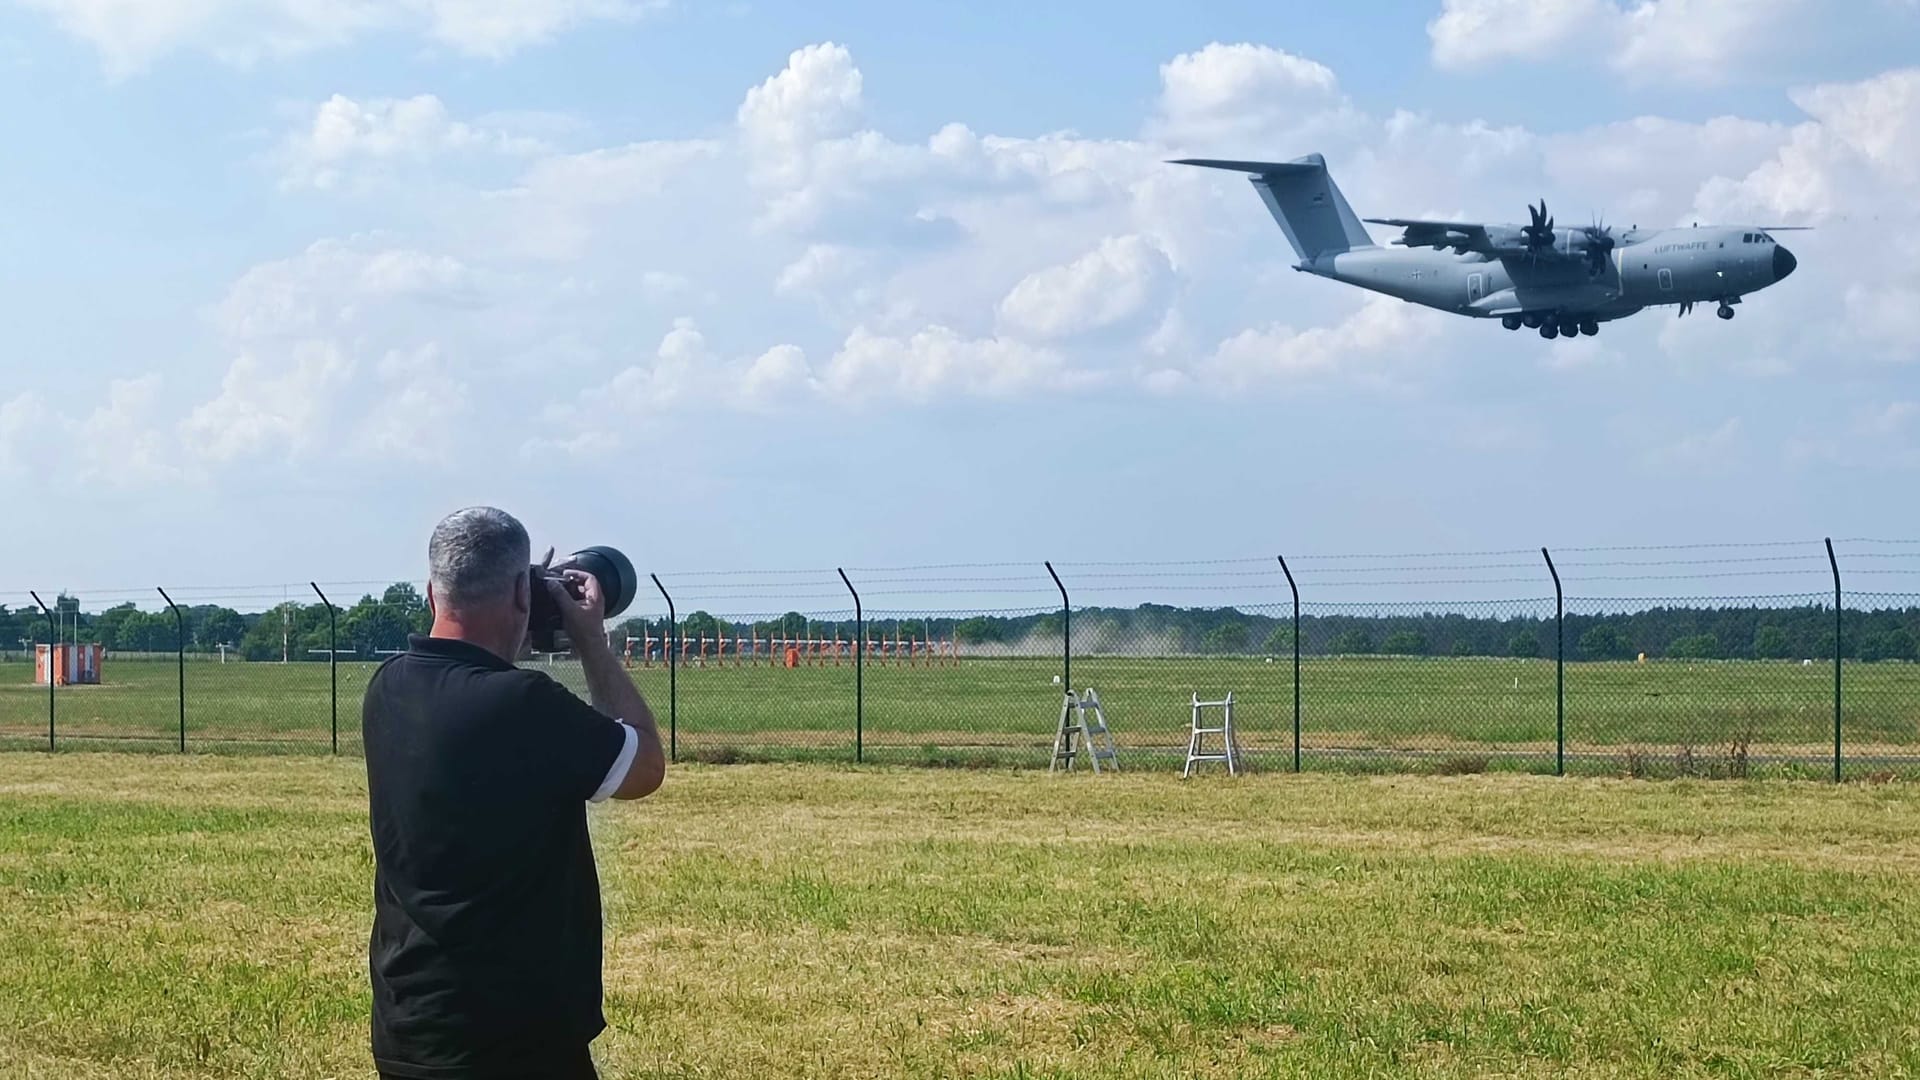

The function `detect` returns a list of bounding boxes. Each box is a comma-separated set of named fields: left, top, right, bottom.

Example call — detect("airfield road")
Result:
left=3, top=657, right=1915, bottom=777
left=2, top=754, right=1917, bottom=1078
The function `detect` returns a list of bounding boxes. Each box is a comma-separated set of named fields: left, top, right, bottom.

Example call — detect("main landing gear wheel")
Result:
left=1502, top=315, right=1523, bottom=331
left=1580, top=319, right=1600, bottom=336
left=1539, top=324, right=1559, bottom=339
left=1717, top=304, right=1736, bottom=320
left=1558, top=320, right=1580, bottom=339
left=1523, top=314, right=1544, bottom=329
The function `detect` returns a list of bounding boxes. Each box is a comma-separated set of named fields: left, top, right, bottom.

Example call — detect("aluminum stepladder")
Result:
left=1051, top=688, right=1119, bottom=773
left=1183, top=691, right=1241, bottom=776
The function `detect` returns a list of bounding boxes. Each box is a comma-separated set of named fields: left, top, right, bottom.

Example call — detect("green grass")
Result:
left=2, top=656, right=1915, bottom=775
left=2, top=753, right=1918, bottom=1077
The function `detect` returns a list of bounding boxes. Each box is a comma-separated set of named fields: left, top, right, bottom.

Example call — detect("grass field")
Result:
left=3, top=656, right=1916, bottom=775
left=2, top=753, right=1918, bottom=1077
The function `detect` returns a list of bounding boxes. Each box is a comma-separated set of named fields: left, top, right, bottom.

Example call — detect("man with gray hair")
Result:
left=362, top=506, right=666, bottom=1079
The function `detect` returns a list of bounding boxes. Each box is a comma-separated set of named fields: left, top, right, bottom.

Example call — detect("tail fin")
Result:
left=1171, top=154, right=1374, bottom=261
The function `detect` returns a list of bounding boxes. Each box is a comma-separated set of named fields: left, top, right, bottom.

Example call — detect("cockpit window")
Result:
left=1758, top=233, right=1772, bottom=244
left=1743, top=233, right=1754, bottom=243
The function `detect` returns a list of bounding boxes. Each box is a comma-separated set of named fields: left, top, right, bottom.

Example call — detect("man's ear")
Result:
left=514, top=569, right=532, bottom=614
left=426, top=581, right=439, bottom=619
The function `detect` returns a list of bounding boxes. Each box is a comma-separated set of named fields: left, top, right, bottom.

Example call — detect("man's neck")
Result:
left=428, top=616, right=518, bottom=665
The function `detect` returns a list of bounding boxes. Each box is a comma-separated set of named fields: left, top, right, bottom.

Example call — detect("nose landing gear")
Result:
left=1717, top=303, right=1736, bottom=320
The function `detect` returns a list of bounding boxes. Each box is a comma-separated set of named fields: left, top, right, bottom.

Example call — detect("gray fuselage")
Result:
left=1306, top=225, right=1796, bottom=321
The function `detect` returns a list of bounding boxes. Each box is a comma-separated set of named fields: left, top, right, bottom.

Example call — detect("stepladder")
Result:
left=1051, top=688, right=1119, bottom=773
left=1184, top=691, right=1241, bottom=776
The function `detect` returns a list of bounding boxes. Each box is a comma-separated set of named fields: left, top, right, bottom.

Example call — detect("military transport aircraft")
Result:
left=1174, top=154, right=1800, bottom=339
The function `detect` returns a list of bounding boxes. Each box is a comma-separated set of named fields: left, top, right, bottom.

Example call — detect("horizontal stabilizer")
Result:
left=1168, top=155, right=1328, bottom=175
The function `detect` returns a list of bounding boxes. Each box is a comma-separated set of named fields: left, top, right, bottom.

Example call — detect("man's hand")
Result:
left=546, top=570, right=607, bottom=652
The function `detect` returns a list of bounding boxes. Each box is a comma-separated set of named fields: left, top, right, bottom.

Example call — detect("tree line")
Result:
left=0, top=584, right=431, bottom=662
left=4, top=592, right=1915, bottom=663
left=615, top=601, right=1918, bottom=662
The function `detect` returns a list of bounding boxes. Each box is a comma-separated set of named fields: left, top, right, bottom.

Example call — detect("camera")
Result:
left=528, top=546, right=639, bottom=652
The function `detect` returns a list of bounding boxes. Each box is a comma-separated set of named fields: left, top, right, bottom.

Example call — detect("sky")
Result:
left=2, top=0, right=1919, bottom=615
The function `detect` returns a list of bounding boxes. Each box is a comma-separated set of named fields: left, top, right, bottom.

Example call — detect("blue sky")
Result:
left=2, top=0, right=1919, bottom=613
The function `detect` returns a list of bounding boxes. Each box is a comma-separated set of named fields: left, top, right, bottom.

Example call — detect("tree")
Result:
left=1381, top=630, right=1428, bottom=656
left=1263, top=625, right=1299, bottom=654
left=1508, top=632, right=1541, bottom=658
left=1328, top=629, right=1374, bottom=655
left=954, top=617, right=1004, bottom=645
left=1667, top=633, right=1720, bottom=660
left=242, top=603, right=305, bottom=661
left=683, top=611, right=723, bottom=642
left=1201, top=622, right=1249, bottom=654
left=1860, top=628, right=1918, bottom=663
left=92, top=603, right=140, bottom=649
left=382, top=583, right=431, bottom=633
left=197, top=608, right=246, bottom=651
left=1752, top=625, right=1793, bottom=660
left=344, top=599, right=413, bottom=657
left=1450, top=639, right=1476, bottom=657
left=1579, top=624, right=1630, bottom=661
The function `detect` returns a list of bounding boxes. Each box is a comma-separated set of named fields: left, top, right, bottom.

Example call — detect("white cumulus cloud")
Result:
left=997, top=235, right=1174, bottom=340
left=1149, top=42, right=1353, bottom=146
left=281, top=94, right=546, bottom=190
left=17, top=0, right=661, bottom=75
left=180, top=344, right=356, bottom=463
left=737, top=42, right=865, bottom=162
left=821, top=326, right=1091, bottom=403
left=1429, top=0, right=1821, bottom=83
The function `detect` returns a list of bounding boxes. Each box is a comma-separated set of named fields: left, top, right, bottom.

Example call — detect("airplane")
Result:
left=1172, top=154, right=1800, bottom=339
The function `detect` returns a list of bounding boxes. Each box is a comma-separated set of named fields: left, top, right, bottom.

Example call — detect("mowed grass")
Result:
left=2, top=753, right=1919, bottom=1078
left=2, top=657, right=1916, bottom=772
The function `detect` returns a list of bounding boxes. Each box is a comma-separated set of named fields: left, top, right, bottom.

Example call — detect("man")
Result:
left=362, top=507, right=667, bottom=1079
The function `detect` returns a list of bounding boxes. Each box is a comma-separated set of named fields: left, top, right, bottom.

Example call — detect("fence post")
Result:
left=29, top=591, right=54, bottom=751
left=1277, top=555, right=1301, bottom=774
left=1541, top=548, right=1564, bottom=777
left=650, top=574, right=676, bottom=763
left=1826, top=538, right=1841, bottom=783
left=1045, top=562, right=1070, bottom=693
left=838, top=569, right=863, bottom=763
left=311, top=583, right=337, bottom=754
left=159, top=588, right=185, bottom=753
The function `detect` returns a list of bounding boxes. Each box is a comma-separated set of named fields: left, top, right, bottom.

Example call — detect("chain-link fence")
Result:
left=4, top=543, right=1917, bottom=777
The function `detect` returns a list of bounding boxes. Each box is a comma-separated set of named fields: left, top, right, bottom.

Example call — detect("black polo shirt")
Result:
left=362, top=634, right=628, bottom=1079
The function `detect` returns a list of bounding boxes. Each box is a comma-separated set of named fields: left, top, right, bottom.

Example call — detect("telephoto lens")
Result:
left=528, top=546, right=638, bottom=652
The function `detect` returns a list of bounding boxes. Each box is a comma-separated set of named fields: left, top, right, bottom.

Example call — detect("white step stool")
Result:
left=1184, top=692, right=1241, bottom=776
left=1051, top=688, right=1119, bottom=773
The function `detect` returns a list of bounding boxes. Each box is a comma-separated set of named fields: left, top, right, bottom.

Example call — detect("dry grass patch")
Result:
left=3, top=755, right=1919, bottom=1078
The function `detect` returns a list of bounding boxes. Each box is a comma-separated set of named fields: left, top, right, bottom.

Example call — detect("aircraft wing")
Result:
left=1364, top=217, right=1496, bottom=254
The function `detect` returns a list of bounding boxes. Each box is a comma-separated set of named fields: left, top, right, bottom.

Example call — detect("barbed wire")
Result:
left=1552, top=539, right=1826, bottom=553
left=13, top=540, right=1917, bottom=614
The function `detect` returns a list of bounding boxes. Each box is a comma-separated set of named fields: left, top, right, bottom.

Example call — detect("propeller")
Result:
left=1521, top=200, right=1555, bottom=250
left=1583, top=216, right=1615, bottom=277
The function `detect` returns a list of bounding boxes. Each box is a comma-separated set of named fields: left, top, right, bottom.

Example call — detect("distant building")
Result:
left=35, top=644, right=102, bottom=685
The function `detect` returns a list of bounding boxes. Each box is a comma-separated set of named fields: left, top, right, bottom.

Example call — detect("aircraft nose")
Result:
left=1773, top=244, right=1797, bottom=282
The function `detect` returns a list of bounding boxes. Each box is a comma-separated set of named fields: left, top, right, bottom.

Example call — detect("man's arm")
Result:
left=551, top=572, right=667, bottom=800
